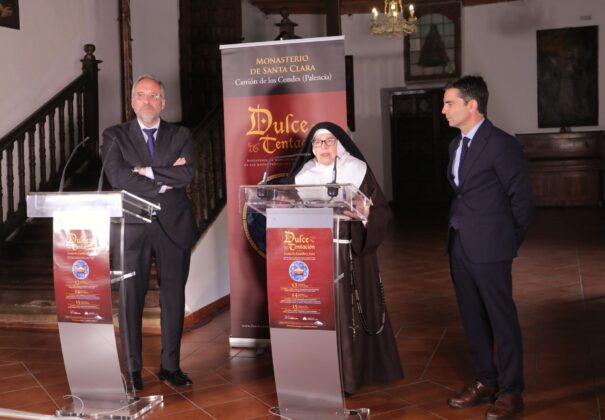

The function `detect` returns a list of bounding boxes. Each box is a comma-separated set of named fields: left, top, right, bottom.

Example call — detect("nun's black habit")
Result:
left=288, top=122, right=404, bottom=394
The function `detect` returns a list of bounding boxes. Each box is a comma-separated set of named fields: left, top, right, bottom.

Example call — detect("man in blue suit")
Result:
left=443, top=75, right=533, bottom=420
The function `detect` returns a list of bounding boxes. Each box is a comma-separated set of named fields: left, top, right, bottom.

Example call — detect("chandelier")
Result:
left=370, top=0, right=418, bottom=37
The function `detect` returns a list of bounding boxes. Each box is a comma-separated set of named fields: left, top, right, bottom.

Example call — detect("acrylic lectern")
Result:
left=25, top=190, right=163, bottom=419
left=241, top=183, right=370, bottom=420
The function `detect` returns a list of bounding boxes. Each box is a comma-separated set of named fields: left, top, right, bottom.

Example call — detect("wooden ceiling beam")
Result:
left=325, top=0, right=342, bottom=35
left=249, top=0, right=518, bottom=15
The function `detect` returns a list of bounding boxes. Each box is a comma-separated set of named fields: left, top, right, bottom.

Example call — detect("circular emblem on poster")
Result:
left=242, top=173, right=288, bottom=258
left=289, top=261, right=309, bottom=282
left=72, top=260, right=90, bottom=280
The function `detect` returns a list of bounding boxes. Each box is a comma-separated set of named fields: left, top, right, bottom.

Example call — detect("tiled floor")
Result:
left=0, top=205, right=604, bottom=419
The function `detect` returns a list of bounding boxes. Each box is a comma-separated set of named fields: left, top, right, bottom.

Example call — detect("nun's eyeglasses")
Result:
left=311, top=138, right=337, bottom=148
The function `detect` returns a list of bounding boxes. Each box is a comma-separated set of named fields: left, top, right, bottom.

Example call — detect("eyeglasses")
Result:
left=311, top=137, right=337, bottom=148
left=134, top=91, right=163, bottom=101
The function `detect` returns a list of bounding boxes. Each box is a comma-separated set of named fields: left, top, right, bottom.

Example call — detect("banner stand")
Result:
left=220, top=36, right=349, bottom=346
left=228, top=337, right=271, bottom=349
left=25, top=191, right=163, bottom=419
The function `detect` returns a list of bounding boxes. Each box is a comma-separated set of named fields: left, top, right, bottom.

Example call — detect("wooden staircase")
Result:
left=0, top=218, right=56, bottom=329
left=0, top=166, right=163, bottom=332
left=0, top=223, right=164, bottom=333
left=0, top=44, right=227, bottom=334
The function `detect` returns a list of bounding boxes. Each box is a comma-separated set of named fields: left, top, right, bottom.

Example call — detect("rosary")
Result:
left=348, top=243, right=386, bottom=341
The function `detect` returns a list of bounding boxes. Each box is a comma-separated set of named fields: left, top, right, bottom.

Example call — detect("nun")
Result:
left=288, top=121, right=403, bottom=394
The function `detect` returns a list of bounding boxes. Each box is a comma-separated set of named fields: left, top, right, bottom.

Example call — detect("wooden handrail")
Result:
left=0, top=78, right=84, bottom=150
left=188, top=103, right=226, bottom=237
left=0, top=42, right=226, bottom=244
left=0, top=44, right=100, bottom=241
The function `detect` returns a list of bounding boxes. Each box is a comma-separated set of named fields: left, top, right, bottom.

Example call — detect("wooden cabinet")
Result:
left=516, top=131, right=604, bottom=206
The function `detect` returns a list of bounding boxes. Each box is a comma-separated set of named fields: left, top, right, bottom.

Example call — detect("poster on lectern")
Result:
left=220, top=36, right=347, bottom=344
left=266, top=227, right=335, bottom=330
left=52, top=211, right=113, bottom=324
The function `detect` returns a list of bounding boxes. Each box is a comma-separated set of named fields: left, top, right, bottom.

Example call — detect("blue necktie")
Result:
left=459, top=137, right=470, bottom=166
left=143, top=128, right=157, bottom=161
left=457, top=136, right=470, bottom=178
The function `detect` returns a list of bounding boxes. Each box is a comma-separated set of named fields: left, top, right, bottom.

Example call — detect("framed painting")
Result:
left=404, top=1, right=461, bottom=82
left=537, top=26, right=598, bottom=128
left=0, top=0, right=19, bottom=30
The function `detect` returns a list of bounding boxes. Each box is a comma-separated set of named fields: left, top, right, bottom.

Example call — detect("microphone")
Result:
left=58, top=136, right=90, bottom=192
left=97, top=135, right=116, bottom=192
left=326, top=156, right=339, bottom=197
left=257, top=152, right=312, bottom=198
left=260, top=152, right=312, bottom=185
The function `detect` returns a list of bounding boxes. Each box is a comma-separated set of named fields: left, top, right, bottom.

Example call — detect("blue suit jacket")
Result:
left=447, top=119, right=534, bottom=263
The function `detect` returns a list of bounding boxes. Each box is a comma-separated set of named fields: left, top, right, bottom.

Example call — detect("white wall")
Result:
left=462, top=0, right=605, bottom=135
left=185, top=208, right=230, bottom=313
left=341, top=14, right=405, bottom=200
left=0, top=0, right=121, bottom=221
left=242, top=0, right=272, bottom=42
left=246, top=10, right=326, bottom=41
left=0, top=0, right=120, bottom=139
left=90, top=2, right=122, bottom=139
left=249, top=0, right=605, bottom=200
left=128, top=0, right=228, bottom=311
left=3, top=0, right=602, bottom=190
left=251, top=12, right=404, bottom=194
left=0, top=0, right=226, bottom=314
left=6, top=1, right=599, bottom=313
left=131, top=0, right=181, bottom=122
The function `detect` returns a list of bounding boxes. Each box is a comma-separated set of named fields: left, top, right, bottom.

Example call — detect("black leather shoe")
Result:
left=129, top=371, right=143, bottom=391
left=159, top=367, right=192, bottom=387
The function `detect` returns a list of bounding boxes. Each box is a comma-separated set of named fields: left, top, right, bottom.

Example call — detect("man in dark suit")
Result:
left=102, top=74, right=198, bottom=391
left=442, top=75, right=533, bottom=420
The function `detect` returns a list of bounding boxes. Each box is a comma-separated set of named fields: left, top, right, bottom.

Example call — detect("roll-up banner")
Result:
left=220, top=36, right=347, bottom=346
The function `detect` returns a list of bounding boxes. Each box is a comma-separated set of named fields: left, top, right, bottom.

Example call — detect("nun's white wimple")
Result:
left=313, top=128, right=332, bottom=137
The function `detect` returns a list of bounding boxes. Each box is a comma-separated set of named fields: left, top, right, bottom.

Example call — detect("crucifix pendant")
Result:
left=349, top=323, right=358, bottom=341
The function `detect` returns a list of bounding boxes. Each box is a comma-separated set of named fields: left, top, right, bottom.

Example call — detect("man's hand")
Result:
left=173, top=157, right=186, bottom=166
left=132, top=166, right=147, bottom=176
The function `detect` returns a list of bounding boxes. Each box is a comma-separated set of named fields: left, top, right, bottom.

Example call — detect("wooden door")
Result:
left=179, top=0, right=242, bottom=126
left=390, top=88, right=458, bottom=205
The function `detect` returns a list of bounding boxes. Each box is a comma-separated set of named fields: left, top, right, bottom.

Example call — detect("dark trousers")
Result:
left=449, top=229, right=524, bottom=395
left=114, top=220, right=191, bottom=373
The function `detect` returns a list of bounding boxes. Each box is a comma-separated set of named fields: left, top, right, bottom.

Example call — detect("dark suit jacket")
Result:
left=447, top=119, right=534, bottom=263
left=102, top=119, right=198, bottom=249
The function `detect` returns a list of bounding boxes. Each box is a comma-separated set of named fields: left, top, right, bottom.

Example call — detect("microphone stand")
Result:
left=97, top=135, right=116, bottom=192
left=58, top=137, right=90, bottom=192
left=257, top=152, right=312, bottom=198
left=326, top=156, right=339, bottom=198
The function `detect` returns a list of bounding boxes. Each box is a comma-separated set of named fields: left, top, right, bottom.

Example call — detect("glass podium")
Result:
left=14, top=191, right=164, bottom=419
left=241, top=183, right=372, bottom=218
left=241, top=184, right=370, bottom=420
